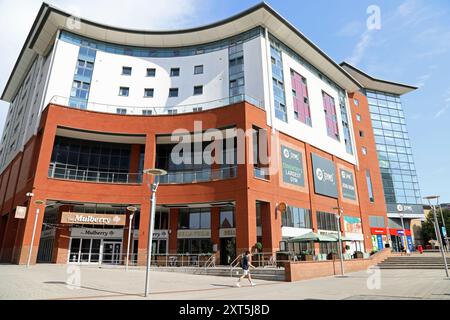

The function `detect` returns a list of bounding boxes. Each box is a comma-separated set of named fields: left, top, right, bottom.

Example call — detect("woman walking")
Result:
left=236, top=251, right=256, bottom=287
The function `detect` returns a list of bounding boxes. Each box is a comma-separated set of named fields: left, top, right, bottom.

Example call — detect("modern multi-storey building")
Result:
left=0, top=3, right=423, bottom=265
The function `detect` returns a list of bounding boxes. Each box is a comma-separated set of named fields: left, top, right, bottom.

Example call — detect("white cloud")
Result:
left=0, top=0, right=208, bottom=136
left=433, top=88, right=450, bottom=119
left=346, top=30, right=374, bottom=66
left=338, top=21, right=363, bottom=37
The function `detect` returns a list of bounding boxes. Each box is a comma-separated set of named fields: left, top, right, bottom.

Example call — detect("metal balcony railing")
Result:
left=48, top=163, right=142, bottom=184
left=159, top=166, right=237, bottom=184
left=49, top=94, right=264, bottom=116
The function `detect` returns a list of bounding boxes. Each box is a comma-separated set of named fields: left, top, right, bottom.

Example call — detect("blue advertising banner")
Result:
left=406, top=236, right=413, bottom=252
left=377, top=235, right=383, bottom=250
left=339, top=168, right=356, bottom=200
left=281, top=145, right=305, bottom=187
left=311, top=153, right=338, bottom=198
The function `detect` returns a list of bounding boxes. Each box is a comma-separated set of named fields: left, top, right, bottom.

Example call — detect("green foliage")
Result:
left=421, top=209, right=450, bottom=244
left=255, top=242, right=263, bottom=252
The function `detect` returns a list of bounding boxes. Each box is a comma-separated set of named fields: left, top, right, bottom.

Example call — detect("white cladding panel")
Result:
left=270, top=51, right=356, bottom=165
left=44, top=40, right=79, bottom=108
left=88, top=48, right=229, bottom=114
left=243, top=37, right=267, bottom=106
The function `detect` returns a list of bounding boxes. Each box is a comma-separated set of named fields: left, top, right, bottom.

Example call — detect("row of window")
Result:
left=271, top=44, right=343, bottom=143
left=178, top=207, right=235, bottom=230
left=118, top=85, right=203, bottom=98
left=121, top=65, right=204, bottom=77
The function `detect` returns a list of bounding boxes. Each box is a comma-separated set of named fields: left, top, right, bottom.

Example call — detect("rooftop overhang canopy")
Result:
left=2, top=2, right=361, bottom=102
left=340, top=62, right=418, bottom=96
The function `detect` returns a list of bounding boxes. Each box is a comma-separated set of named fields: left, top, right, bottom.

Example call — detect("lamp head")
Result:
left=143, top=168, right=167, bottom=176
left=127, top=206, right=137, bottom=212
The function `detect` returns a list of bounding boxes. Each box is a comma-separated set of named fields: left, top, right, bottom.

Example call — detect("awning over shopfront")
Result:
left=287, top=232, right=337, bottom=243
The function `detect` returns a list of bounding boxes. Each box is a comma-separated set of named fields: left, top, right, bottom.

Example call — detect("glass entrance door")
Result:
left=102, top=242, right=121, bottom=264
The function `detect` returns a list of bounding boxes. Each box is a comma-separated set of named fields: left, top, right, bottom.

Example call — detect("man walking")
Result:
left=236, top=251, right=256, bottom=287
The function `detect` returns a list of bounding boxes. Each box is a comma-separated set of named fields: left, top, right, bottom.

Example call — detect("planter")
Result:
left=301, top=254, right=314, bottom=261
left=327, top=253, right=338, bottom=260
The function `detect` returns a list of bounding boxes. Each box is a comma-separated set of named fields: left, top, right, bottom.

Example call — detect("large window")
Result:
left=271, top=45, right=287, bottom=122
left=367, top=89, right=422, bottom=205
left=76, top=60, right=94, bottom=78
left=49, top=136, right=133, bottom=181
left=71, top=81, right=90, bottom=100
left=316, top=211, right=338, bottom=231
left=220, top=207, right=235, bottom=228
left=322, top=91, right=339, bottom=140
left=178, top=208, right=211, bottom=229
left=177, top=239, right=212, bottom=254
left=154, top=209, right=169, bottom=229
left=282, top=206, right=312, bottom=229
left=290, top=69, right=311, bottom=126
left=366, top=170, right=375, bottom=203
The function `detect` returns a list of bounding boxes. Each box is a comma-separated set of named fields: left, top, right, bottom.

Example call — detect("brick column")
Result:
left=261, top=201, right=281, bottom=253
left=137, top=201, right=151, bottom=266
left=168, top=208, right=178, bottom=254
left=211, top=207, right=220, bottom=261
left=235, top=195, right=256, bottom=255
left=0, top=214, right=19, bottom=262
left=17, top=198, right=47, bottom=265
left=53, top=205, right=73, bottom=264
left=129, top=144, right=142, bottom=183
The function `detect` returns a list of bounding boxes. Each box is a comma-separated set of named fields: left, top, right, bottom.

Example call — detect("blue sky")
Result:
left=0, top=0, right=449, bottom=202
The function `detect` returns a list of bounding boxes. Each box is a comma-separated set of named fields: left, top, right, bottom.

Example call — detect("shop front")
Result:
left=219, top=228, right=236, bottom=265
left=343, top=216, right=365, bottom=256
left=61, top=211, right=127, bottom=264
left=370, top=227, right=388, bottom=251
left=390, top=229, right=414, bottom=252
left=68, top=228, right=124, bottom=264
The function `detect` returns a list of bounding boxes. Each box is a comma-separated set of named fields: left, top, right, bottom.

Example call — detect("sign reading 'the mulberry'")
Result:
left=311, top=153, right=338, bottom=199
left=281, top=145, right=305, bottom=187
left=340, top=168, right=356, bottom=200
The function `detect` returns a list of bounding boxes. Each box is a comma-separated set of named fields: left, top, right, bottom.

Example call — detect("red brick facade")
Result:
left=0, top=96, right=388, bottom=265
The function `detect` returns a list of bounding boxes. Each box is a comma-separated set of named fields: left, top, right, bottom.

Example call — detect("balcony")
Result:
left=50, top=94, right=264, bottom=116
left=159, top=166, right=237, bottom=184
left=48, top=163, right=142, bottom=184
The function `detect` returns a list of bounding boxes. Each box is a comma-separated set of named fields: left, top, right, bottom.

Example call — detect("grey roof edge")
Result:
left=340, top=62, right=418, bottom=94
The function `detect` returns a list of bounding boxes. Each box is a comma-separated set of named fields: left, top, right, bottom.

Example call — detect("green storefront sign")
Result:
left=281, top=145, right=304, bottom=187
left=340, top=168, right=356, bottom=200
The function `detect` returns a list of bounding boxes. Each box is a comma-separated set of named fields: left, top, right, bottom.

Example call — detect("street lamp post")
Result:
left=333, top=207, right=345, bottom=277
left=437, top=199, right=449, bottom=252
left=399, top=213, right=409, bottom=255
left=424, top=196, right=449, bottom=278
left=27, top=198, right=45, bottom=268
left=143, top=168, right=167, bottom=297
left=126, top=206, right=137, bottom=271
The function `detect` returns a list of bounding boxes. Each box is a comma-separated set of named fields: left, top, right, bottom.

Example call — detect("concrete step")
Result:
left=377, top=256, right=450, bottom=269
left=151, top=266, right=286, bottom=281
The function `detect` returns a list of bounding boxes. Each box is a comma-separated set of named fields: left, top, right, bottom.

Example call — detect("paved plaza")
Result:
left=0, top=263, right=449, bottom=300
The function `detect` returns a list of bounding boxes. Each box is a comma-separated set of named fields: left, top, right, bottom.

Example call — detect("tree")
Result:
left=421, top=208, right=450, bottom=245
